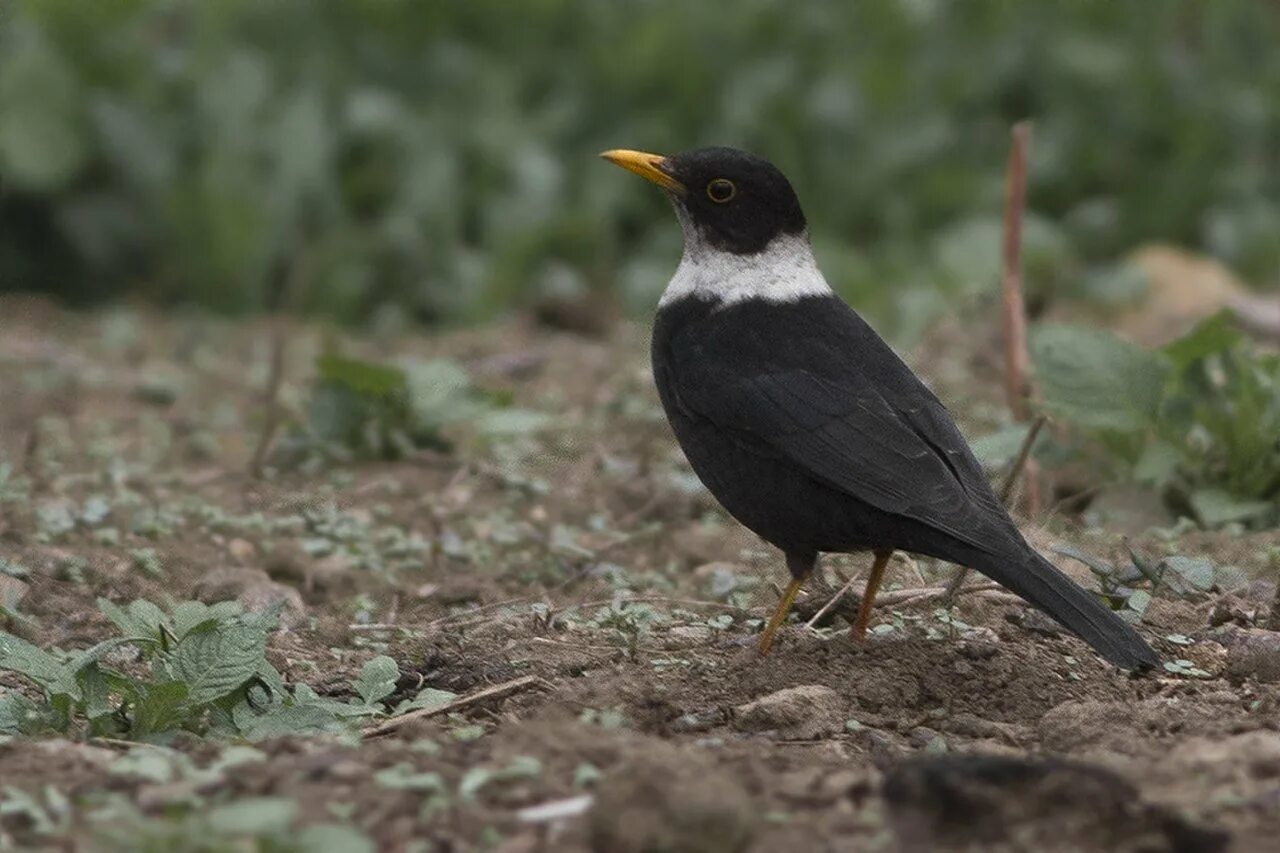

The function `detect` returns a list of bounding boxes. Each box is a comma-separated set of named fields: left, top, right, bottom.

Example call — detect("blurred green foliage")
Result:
left=1, top=0, right=1278, bottom=329
left=1029, top=314, right=1279, bottom=528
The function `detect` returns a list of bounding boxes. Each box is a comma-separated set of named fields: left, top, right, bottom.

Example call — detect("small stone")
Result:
left=327, top=760, right=369, bottom=782
left=908, top=726, right=944, bottom=749
left=1223, top=628, right=1280, bottom=683
left=227, top=538, right=256, bottom=564
left=692, top=561, right=751, bottom=579
left=667, top=625, right=712, bottom=646
left=191, top=566, right=306, bottom=628
left=958, top=638, right=999, bottom=661
left=0, top=573, right=29, bottom=609
left=309, top=553, right=357, bottom=595
left=734, top=685, right=844, bottom=739
left=263, top=541, right=309, bottom=584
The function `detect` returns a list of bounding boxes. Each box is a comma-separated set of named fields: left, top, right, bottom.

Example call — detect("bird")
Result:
left=601, top=145, right=1158, bottom=671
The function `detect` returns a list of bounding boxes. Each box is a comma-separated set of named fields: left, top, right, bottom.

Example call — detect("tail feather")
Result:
left=966, top=545, right=1158, bottom=671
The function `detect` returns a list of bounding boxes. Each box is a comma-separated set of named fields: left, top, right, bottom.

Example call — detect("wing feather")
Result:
left=673, top=361, right=1006, bottom=552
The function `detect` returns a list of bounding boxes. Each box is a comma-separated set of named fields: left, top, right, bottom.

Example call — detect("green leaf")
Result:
left=76, top=662, right=125, bottom=722
left=1161, top=311, right=1242, bottom=374
left=373, top=763, right=446, bottom=792
left=1051, top=546, right=1115, bottom=579
left=97, top=598, right=169, bottom=641
left=1030, top=325, right=1169, bottom=432
left=1189, top=489, right=1273, bottom=527
left=401, top=687, right=457, bottom=713
left=171, top=601, right=239, bottom=639
left=232, top=701, right=346, bottom=741
left=352, top=655, right=399, bottom=706
left=1159, top=555, right=1215, bottom=594
left=109, top=748, right=179, bottom=784
left=1132, top=441, right=1181, bottom=487
left=0, top=35, right=87, bottom=190
left=0, top=786, right=57, bottom=835
left=128, top=681, right=190, bottom=738
left=0, top=692, right=40, bottom=734
left=317, top=355, right=407, bottom=398
left=166, top=623, right=267, bottom=707
left=459, top=756, right=542, bottom=799
left=1125, top=589, right=1151, bottom=617
left=1213, top=564, right=1249, bottom=592
left=0, top=633, right=75, bottom=697
left=204, top=797, right=298, bottom=836
left=474, top=408, right=552, bottom=437
left=295, top=824, right=376, bottom=853
left=968, top=424, right=1032, bottom=470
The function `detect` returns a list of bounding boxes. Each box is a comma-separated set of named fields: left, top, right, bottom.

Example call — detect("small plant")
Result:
left=0, top=598, right=444, bottom=742
left=1055, top=545, right=1247, bottom=624
left=1027, top=313, right=1280, bottom=529
left=279, top=352, right=548, bottom=463
left=592, top=600, right=663, bottom=659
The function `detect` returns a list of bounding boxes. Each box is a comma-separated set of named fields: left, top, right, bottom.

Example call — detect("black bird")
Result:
left=602, top=146, right=1158, bottom=671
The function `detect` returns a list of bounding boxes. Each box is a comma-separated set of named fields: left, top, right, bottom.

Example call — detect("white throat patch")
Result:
left=659, top=211, right=832, bottom=308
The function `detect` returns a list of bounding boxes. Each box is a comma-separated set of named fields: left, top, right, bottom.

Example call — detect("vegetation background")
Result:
left=2, top=0, right=1278, bottom=339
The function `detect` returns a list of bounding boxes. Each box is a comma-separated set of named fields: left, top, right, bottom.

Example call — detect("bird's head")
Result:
left=601, top=146, right=807, bottom=256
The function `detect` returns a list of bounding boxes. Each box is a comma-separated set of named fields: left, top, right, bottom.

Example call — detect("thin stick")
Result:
left=561, top=595, right=743, bottom=613
left=998, top=415, right=1047, bottom=504
left=1001, top=122, right=1040, bottom=516
left=250, top=323, right=288, bottom=478
left=362, top=675, right=546, bottom=737
left=1001, top=121, right=1033, bottom=424
left=803, top=571, right=864, bottom=629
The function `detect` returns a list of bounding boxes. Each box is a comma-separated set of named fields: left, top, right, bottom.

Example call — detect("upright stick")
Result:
left=1000, top=121, right=1038, bottom=514
left=1001, top=122, right=1032, bottom=424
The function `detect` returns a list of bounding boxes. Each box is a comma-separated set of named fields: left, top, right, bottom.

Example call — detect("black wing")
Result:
left=670, top=353, right=1012, bottom=555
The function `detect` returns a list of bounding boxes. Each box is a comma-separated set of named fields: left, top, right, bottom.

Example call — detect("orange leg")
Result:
left=758, top=573, right=808, bottom=655
left=851, top=550, right=893, bottom=640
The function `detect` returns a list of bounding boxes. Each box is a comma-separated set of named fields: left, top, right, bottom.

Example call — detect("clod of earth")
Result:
left=883, top=753, right=1229, bottom=852
left=191, top=566, right=307, bottom=628
left=1221, top=628, right=1280, bottom=683
left=733, top=684, right=844, bottom=740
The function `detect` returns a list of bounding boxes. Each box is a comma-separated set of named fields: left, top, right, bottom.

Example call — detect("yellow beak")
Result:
left=599, top=149, right=685, bottom=193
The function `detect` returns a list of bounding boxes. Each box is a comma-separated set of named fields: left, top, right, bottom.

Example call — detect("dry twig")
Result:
left=362, top=675, right=547, bottom=737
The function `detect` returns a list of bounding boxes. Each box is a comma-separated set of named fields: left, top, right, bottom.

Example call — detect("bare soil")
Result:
left=1, top=295, right=1277, bottom=852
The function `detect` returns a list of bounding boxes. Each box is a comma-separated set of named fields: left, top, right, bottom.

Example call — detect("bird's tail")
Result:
left=964, top=544, right=1158, bottom=671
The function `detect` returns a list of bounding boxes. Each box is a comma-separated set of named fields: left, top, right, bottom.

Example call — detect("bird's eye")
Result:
left=707, top=179, right=736, bottom=203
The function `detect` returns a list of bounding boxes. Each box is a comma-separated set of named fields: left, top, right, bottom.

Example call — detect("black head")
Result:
left=602, top=146, right=806, bottom=255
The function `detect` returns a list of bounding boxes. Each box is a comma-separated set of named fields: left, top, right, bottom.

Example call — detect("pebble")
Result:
left=667, top=625, right=713, bottom=646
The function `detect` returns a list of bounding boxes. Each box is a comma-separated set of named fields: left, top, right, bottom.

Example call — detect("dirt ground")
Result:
left=1, top=294, right=1278, bottom=852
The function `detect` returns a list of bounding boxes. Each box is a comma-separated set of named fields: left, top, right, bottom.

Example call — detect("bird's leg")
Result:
left=851, top=549, right=893, bottom=639
left=759, top=551, right=816, bottom=655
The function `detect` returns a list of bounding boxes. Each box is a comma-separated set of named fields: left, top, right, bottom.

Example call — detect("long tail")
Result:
left=964, top=544, right=1159, bottom=671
